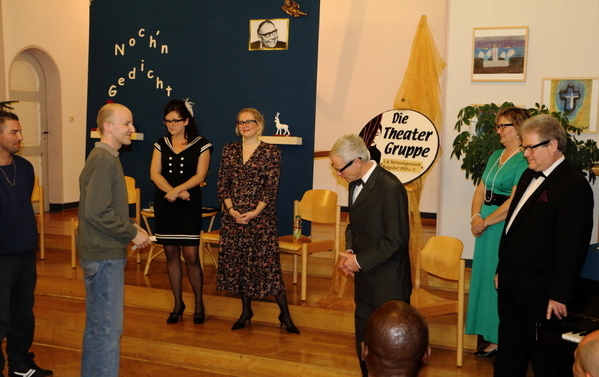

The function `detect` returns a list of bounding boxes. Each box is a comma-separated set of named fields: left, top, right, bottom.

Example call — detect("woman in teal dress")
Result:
left=466, top=107, right=531, bottom=357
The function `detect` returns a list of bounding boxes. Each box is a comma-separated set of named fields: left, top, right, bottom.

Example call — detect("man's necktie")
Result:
left=532, top=171, right=546, bottom=179
left=355, top=179, right=364, bottom=186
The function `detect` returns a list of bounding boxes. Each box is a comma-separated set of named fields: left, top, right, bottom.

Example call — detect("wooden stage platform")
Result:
left=4, top=210, right=505, bottom=376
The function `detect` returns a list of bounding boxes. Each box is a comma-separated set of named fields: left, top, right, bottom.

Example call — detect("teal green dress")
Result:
left=465, top=149, right=527, bottom=343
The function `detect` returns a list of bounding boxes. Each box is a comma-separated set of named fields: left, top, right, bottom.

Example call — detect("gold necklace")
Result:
left=0, top=158, right=16, bottom=186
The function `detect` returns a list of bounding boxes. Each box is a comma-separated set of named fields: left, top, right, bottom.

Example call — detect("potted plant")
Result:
left=451, top=102, right=599, bottom=185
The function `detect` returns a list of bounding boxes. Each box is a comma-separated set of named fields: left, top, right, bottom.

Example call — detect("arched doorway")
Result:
left=9, top=48, right=62, bottom=211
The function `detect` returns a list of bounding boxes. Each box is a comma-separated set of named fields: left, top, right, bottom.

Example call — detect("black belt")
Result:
left=484, top=190, right=509, bottom=206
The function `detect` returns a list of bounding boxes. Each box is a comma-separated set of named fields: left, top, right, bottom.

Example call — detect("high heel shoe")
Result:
left=474, top=347, right=498, bottom=357
left=231, top=312, right=253, bottom=330
left=193, top=313, right=205, bottom=325
left=166, top=303, right=186, bottom=324
left=278, top=314, right=300, bottom=334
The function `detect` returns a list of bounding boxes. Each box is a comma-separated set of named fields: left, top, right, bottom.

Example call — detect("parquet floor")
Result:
left=0, top=210, right=518, bottom=376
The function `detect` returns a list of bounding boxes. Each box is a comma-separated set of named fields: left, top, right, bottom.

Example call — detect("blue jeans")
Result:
left=80, top=258, right=126, bottom=377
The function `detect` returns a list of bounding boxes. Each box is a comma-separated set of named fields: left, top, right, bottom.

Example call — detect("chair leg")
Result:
left=70, top=218, right=77, bottom=269
left=292, top=255, right=298, bottom=284
left=300, top=244, right=308, bottom=302
left=39, top=221, right=45, bottom=260
left=144, top=244, right=165, bottom=275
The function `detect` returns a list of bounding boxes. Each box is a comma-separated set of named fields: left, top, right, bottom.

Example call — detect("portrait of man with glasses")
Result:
left=249, top=19, right=288, bottom=50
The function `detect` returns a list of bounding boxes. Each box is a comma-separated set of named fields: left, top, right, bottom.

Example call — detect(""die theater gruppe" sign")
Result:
left=359, top=109, right=439, bottom=184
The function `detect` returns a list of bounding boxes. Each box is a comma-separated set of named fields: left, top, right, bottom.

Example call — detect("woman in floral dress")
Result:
left=217, top=108, right=299, bottom=334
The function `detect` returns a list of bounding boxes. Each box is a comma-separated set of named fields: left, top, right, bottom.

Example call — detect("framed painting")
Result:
left=472, top=27, right=528, bottom=82
left=542, top=77, right=599, bottom=133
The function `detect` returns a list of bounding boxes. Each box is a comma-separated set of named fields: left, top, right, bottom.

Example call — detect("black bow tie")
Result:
left=532, top=171, right=546, bottom=179
left=355, top=179, right=364, bottom=186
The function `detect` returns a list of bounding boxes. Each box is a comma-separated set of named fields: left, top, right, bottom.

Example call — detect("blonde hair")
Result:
left=235, top=108, right=264, bottom=137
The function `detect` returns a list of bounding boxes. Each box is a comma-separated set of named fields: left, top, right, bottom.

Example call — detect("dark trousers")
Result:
left=0, top=250, right=37, bottom=374
left=494, top=290, right=565, bottom=377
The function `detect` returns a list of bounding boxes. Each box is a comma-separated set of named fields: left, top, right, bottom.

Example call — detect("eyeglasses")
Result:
left=495, top=123, right=514, bottom=131
left=258, top=29, right=278, bottom=38
left=236, top=119, right=258, bottom=126
left=333, top=158, right=360, bottom=173
left=163, top=118, right=185, bottom=126
left=519, top=139, right=550, bottom=154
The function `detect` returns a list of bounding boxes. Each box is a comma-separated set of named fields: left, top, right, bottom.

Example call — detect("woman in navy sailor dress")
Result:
left=150, top=99, right=212, bottom=325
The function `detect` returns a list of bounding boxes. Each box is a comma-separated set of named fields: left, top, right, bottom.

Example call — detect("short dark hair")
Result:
left=0, top=110, right=19, bottom=133
left=495, top=107, right=531, bottom=133
left=364, top=301, right=429, bottom=376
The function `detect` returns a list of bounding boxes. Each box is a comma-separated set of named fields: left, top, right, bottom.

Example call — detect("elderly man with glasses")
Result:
left=250, top=20, right=287, bottom=50
left=494, top=114, right=594, bottom=377
left=330, top=134, right=411, bottom=377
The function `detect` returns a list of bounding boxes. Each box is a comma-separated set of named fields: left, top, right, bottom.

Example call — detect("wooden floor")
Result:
left=1, top=210, right=508, bottom=377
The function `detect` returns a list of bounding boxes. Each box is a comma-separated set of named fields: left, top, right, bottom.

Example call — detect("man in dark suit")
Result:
left=330, top=134, right=411, bottom=377
left=249, top=20, right=287, bottom=50
left=494, top=114, right=594, bottom=377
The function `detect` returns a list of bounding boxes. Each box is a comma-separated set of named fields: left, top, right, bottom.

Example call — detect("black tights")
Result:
left=237, top=292, right=295, bottom=327
left=164, top=245, right=204, bottom=314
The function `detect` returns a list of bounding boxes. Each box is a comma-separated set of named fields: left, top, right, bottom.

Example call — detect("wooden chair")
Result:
left=199, top=227, right=220, bottom=271
left=31, top=175, right=45, bottom=259
left=278, top=189, right=341, bottom=302
left=411, top=235, right=465, bottom=367
left=70, top=176, right=141, bottom=268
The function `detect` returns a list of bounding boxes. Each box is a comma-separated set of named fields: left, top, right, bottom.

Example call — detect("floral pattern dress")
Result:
left=216, top=141, right=285, bottom=298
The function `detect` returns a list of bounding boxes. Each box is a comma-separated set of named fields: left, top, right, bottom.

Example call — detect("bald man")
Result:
left=78, top=103, right=151, bottom=377
left=573, top=330, right=599, bottom=377
left=361, top=301, right=431, bottom=377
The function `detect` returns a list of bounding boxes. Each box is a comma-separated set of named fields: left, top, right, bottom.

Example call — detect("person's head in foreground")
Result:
left=574, top=330, right=599, bottom=377
left=362, top=300, right=431, bottom=377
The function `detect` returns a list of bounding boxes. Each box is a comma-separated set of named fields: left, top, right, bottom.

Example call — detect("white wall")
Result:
left=440, top=0, right=599, bottom=258
left=314, top=0, right=447, bottom=212
left=2, top=0, right=89, bottom=204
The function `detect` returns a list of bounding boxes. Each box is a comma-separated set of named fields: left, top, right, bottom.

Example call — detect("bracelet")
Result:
left=471, top=213, right=481, bottom=221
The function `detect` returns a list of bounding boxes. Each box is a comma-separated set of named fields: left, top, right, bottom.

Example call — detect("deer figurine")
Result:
left=274, top=112, right=291, bottom=136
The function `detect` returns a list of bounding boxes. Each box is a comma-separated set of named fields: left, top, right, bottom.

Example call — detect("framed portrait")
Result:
left=542, top=77, right=599, bottom=133
left=471, top=27, right=528, bottom=82
left=248, top=18, right=289, bottom=51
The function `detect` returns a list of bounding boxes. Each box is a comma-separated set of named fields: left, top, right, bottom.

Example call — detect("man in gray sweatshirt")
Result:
left=77, top=103, right=151, bottom=377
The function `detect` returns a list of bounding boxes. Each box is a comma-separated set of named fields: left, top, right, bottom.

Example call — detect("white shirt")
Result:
left=352, top=160, right=377, bottom=204
left=506, top=156, right=564, bottom=233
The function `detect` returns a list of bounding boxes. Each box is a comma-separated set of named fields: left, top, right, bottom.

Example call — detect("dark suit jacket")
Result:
left=249, top=40, right=287, bottom=50
left=497, top=160, right=594, bottom=310
left=346, top=165, right=411, bottom=306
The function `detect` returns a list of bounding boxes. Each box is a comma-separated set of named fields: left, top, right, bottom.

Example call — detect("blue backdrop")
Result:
left=86, top=0, right=319, bottom=234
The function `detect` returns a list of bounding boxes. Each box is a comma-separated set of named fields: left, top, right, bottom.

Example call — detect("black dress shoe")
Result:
left=474, top=347, right=498, bottom=357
